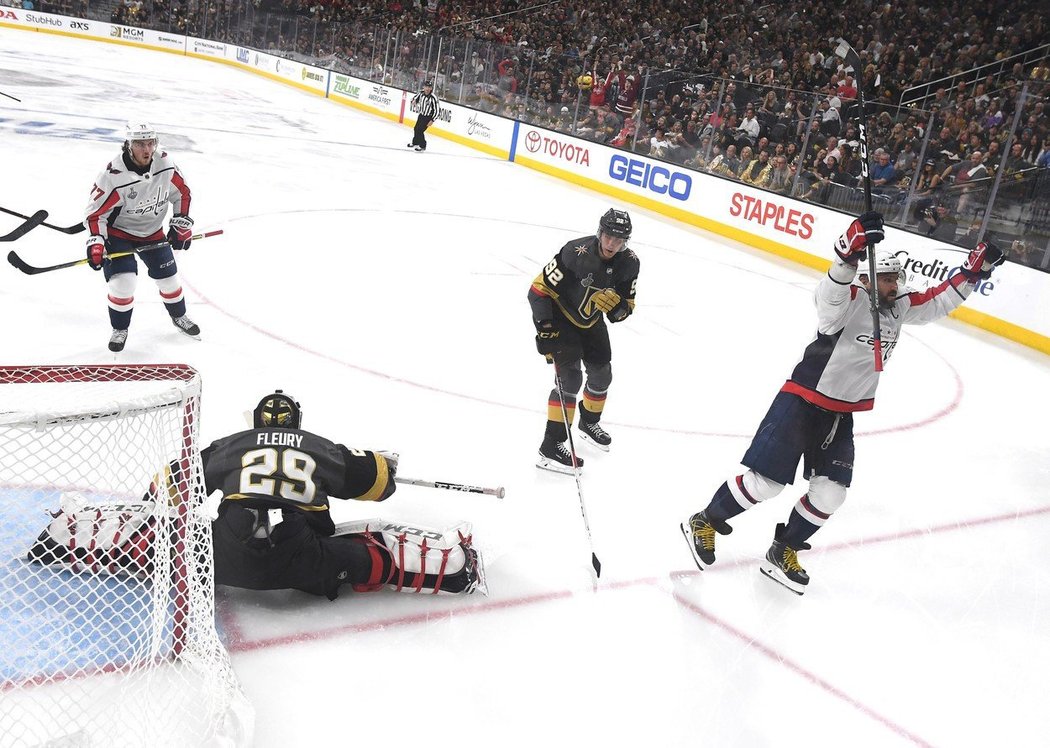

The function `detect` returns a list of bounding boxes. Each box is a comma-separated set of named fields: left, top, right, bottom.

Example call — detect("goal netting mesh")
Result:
left=0, top=365, right=253, bottom=747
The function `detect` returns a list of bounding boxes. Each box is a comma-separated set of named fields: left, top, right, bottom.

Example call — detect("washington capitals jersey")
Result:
left=84, top=149, right=190, bottom=241
left=202, top=428, right=394, bottom=533
left=529, top=235, right=640, bottom=328
left=782, top=260, right=974, bottom=412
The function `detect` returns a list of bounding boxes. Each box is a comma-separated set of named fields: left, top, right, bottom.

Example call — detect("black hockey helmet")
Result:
left=422, top=79, right=434, bottom=88
left=253, top=390, right=302, bottom=429
left=598, top=208, right=632, bottom=241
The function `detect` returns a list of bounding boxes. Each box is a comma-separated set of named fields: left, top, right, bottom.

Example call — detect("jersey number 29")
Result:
left=239, top=448, right=317, bottom=502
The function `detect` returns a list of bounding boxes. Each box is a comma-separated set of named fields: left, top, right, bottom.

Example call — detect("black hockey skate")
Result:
left=108, top=328, right=128, bottom=353
left=578, top=419, right=611, bottom=452
left=759, top=523, right=811, bottom=595
left=680, top=510, right=733, bottom=570
left=171, top=315, right=201, bottom=339
left=536, top=438, right=583, bottom=475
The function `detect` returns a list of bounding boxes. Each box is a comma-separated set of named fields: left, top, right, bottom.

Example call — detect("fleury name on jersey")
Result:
left=255, top=431, right=305, bottom=449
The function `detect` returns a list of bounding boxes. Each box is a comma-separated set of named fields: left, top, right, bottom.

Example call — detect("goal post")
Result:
left=0, top=364, right=253, bottom=747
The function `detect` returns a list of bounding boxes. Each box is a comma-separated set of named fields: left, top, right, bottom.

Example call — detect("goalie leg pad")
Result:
left=28, top=493, right=159, bottom=578
left=334, top=520, right=486, bottom=595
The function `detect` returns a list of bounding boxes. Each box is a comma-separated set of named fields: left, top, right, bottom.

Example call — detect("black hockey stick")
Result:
left=0, top=206, right=85, bottom=234
left=0, top=90, right=20, bottom=102
left=395, top=476, right=506, bottom=498
left=7, top=230, right=223, bottom=275
left=835, top=38, right=884, bottom=372
left=0, top=210, right=48, bottom=242
left=554, top=365, right=601, bottom=581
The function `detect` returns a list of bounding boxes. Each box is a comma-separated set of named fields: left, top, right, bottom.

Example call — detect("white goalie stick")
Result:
left=835, top=37, right=885, bottom=372
left=395, top=476, right=506, bottom=499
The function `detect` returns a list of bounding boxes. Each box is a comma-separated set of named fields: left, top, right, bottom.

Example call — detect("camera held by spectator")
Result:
left=915, top=201, right=957, bottom=243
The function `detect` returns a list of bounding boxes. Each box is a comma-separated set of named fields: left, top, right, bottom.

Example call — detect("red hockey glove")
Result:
left=834, top=211, right=884, bottom=265
left=960, top=241, right=1005, bottom=281
left=86, top=235, right=106, bottom=270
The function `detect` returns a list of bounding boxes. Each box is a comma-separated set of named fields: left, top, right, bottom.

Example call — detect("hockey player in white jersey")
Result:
left=84, top=122, right=199, bottom=352
left=681, top=211, right=1005, bottom=594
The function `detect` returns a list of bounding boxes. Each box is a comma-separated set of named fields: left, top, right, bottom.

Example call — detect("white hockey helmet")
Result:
left=861, top=250, right=905, bottom=284
left=124, top=121, right=158, bottom=144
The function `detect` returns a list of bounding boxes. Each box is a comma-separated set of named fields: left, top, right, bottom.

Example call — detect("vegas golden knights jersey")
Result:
left=202, top=428, right=393, bottom=534
left=529, top=235, right=640, bottom=328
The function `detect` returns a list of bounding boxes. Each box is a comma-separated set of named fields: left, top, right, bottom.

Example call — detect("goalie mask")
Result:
left=253, top=390, right=302, bottom=430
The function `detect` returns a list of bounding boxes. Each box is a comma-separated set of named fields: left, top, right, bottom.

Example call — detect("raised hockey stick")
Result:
left=554, top=366, right=601, bottom=581
left=0, top=206, right=85, bottom=234
left=0, top=210, right=48, bottom=242
left=835, top=38, right=884, bottom=372
left=395, top=476, right=506, bottom=499
left=7, top=230, right=224, bottom=275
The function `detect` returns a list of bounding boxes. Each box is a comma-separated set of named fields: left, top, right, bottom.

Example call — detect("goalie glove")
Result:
left=834, top=211, right=884, bottom=265
left=960, top=241, right=1005, bottom=281
left=377, top=450, right=399, bottom=479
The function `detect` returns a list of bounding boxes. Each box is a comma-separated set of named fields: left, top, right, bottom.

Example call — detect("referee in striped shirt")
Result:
left=408, top=80, right=439, bottom=152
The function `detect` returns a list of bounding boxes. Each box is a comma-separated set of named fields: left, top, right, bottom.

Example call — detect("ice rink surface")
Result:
left=2, top=28, right=1049, bottom=748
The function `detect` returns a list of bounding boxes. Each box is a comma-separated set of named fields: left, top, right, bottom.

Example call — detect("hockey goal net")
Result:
left=0, top=365, right=252, bottom=747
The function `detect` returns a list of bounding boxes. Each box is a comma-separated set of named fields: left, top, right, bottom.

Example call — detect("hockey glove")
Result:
left=377, top=450, right=399, bottom=479
left=834, top=211, right=884, bottom=265
left=960, top=241, right=1005, bottom=281
left=86, top=235, right=107, bottom=270
left=535, top=321, right=561, bottom=363
left=591, top=288, right=621, bottom=314
left=167, top=214, right=194, bottom=251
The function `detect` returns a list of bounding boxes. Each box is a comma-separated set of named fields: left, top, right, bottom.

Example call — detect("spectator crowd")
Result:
left=34, top=0, right=1050, bottom=261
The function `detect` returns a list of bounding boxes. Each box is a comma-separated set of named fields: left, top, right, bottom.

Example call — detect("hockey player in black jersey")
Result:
left=529, top=209, right=640, bottom=473
left=204, top=391, right=484, bottom=599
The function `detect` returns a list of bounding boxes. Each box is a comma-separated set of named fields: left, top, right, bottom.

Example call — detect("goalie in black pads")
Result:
left=203, top=391, right=485, bottom=598
left=529, top=208, right=640, bottom=473
left=680, top=213, right=1005, bottom=595
left=28, top=391, right=485, bottom=598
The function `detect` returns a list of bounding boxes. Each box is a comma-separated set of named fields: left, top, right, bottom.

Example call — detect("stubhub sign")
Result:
left=608, top=154, right=692, bottom=201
